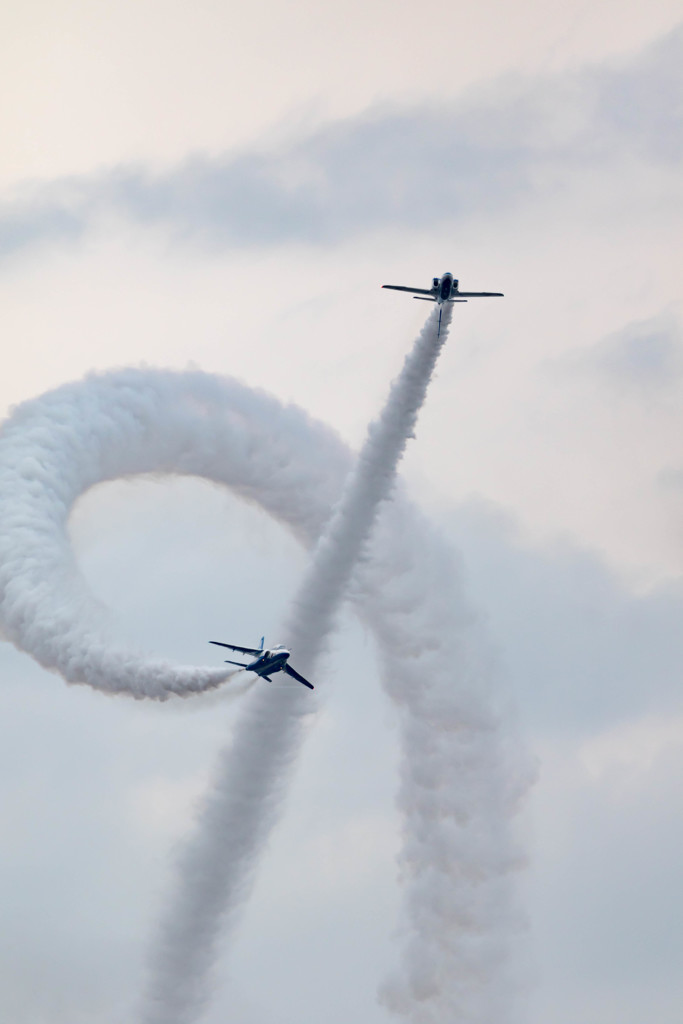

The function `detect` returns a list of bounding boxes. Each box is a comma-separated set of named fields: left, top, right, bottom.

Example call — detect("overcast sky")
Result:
left=1, top=1, right=682, bottom=1022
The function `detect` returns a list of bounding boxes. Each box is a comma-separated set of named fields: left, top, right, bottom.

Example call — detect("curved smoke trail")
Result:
left=0, top=304, right=525, bottom=1024
left=141, top=304, right=466, bottom=1023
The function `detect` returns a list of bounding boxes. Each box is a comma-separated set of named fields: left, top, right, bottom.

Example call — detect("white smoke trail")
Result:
left=356, top=502, right=528, bottom=1023
left=286, top=301, right=453, bottom=665
left=0, top=303, right=525, bottom=1024
left=140, top=303, right=455, bottom=1023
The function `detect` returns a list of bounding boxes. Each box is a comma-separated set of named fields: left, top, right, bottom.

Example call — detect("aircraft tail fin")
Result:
left=258, top=636, right=265, bottom=652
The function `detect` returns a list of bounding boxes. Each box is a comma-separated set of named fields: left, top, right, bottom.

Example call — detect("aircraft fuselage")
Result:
left=247, top=647, right=290, bottom=677
left=438, top=272, right=454, bottom=303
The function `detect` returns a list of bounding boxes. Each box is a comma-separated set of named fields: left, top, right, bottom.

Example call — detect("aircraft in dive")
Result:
left=209, top=637, right=315, bottom=690
left=382, top=271, right=503, bottom=305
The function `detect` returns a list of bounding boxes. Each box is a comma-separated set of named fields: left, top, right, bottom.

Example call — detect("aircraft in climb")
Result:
left=382, top=271, right=504, bottom=305
left=209, top=637, right=315, bottom=690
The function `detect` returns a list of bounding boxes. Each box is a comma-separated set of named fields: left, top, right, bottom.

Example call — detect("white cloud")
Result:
left=1, top=0, right=680, bottom=188
left=579, top=713, right=683, bottom=787
left=2, top=24, right=682, bottom=260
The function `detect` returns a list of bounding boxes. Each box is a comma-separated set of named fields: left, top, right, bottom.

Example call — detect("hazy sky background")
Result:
left=1, top=1, right=682, bottom=1022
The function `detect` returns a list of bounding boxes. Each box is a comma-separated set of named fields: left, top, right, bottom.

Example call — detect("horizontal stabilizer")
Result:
left=413, top=296, right=436, bottom=302
left=283, top=663, right=315, bottom=690
left=224, top=659, right=250, bottom=668
left=453, top=292, right=504, bottom=298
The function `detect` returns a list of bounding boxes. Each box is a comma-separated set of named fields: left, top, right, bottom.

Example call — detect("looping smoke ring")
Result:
left=0, top=366, right=518, bottom=1022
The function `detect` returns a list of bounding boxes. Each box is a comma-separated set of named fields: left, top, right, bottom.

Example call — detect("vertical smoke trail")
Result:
left=354, top=498, right=528, bottom=1024
left=140, top=303, right=453, bottom=1024
left=0, top=308, right=524, bottom=1022
left=285, top=302, right=453, bottom=667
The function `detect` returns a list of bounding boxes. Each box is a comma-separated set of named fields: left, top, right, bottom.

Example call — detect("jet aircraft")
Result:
left=382, top=271, right=503, bottom=336
left=382, top=271, right=503, bottom=304
left=209, top=637, right=314, bottom=690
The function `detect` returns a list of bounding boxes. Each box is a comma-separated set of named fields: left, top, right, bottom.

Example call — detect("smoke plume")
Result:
left=141, top=303, right=461, bottom=1023
left=0, top=303, right=525, bottom=1024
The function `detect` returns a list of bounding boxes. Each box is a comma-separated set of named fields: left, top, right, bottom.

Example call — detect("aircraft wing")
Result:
left=382, top=285, right=434, bottom=295
left=283, top=663, right=315, bottom=690
left=210, top=641, right=263, bottom=656
left=453, top=291, right=504, bottom=298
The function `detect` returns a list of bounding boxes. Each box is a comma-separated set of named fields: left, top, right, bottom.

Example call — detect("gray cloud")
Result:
left=0, top=24, right=681, bottom=261
left=0, top=196, right=85, bottom=259
left=563, top=311, right=683, bottom=393
left=447, top=498, right=683, bottom=736
left=445, top=500, right=683, bottom=1024
left=594, top=25, right=683, bottom=163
